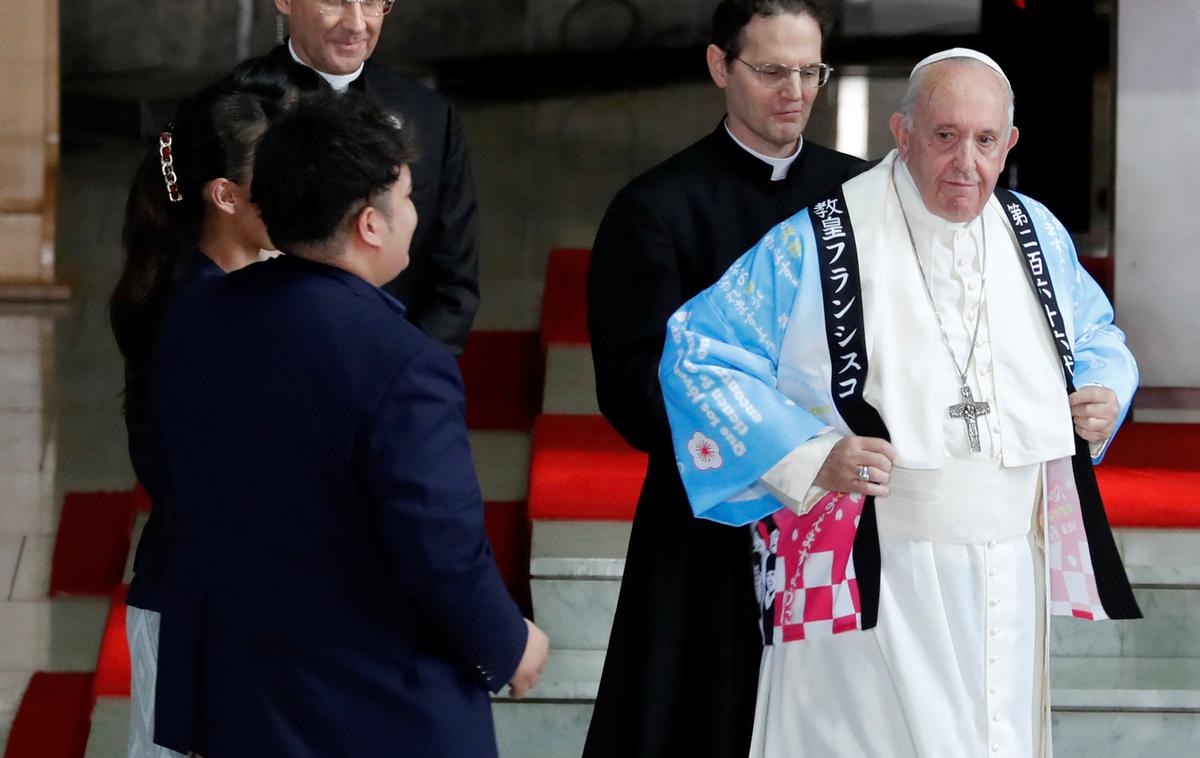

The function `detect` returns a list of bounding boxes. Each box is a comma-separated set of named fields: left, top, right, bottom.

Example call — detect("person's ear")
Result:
left=354, top=203, right=385, bottom=251
left=1005, top=125, right=1020, bottom=152
left=707, top=44, right=730, bottom=89
left=889, top=113, right=909, bottom=160
left=274, top=0, right=292, bottom=16
left=205, top=178, right=241, bottom=217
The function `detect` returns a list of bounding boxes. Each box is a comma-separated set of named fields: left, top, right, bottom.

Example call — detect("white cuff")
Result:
left=1076, top=382, right=1115, bottom=460
left=1089, top=435, right=1112, bottom=460
left=759, top=429, right=842, bottom=515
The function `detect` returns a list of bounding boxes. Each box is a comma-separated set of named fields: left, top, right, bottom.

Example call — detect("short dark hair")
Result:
left=251, top=92, right=418, bottom=259
left=711, top=0, right=835, bottom=60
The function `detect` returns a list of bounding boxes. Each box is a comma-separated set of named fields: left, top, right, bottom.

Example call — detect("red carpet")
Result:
left=2, top=672, right=93, bottom=758
left=528, top=414, right=647, bottom=520
left=1103, top=422, right=1200, bottom=471
left=1097, top=422, right=1200, bottom=528
left=1098, top=467, right=1200, bottom=528
left=130, top=483, right=152, bottom=512
left=49, top=492, right=137, bottom=596
left=459, top=330, right=543, bottom=430
left=1080, top=256, right=1113, bottom=300
left=93, top=585, right=131, bottom=699
left=484, top=501, right=532, bottom=613
left=539, top=249, right=591, bottom=347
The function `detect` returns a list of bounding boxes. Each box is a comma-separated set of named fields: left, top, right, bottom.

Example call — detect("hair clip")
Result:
left=160, top=130, right=183, bottom=203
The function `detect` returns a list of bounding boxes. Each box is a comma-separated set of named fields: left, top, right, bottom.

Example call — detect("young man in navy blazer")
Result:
left=149, top=92, right=547, bottom=757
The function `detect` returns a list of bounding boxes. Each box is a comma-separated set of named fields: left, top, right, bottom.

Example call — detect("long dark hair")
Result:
left=109, top=56, right=324, bottom=411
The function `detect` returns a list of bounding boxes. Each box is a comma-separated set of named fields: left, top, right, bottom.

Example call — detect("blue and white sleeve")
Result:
left=659, top=212, right=831, bottom=526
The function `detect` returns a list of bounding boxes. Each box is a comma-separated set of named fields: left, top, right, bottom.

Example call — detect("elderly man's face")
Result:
left=275, top=0, right=384, bottom=75
left=889, top=62, right=1019, bottom=222
left=707, top=12, right=824, bottom=158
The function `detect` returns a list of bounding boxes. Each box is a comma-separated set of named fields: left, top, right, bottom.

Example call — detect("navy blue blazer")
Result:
left=149, top=255, right=526, bottom=757
left=125, top=251, right=223, bottom=613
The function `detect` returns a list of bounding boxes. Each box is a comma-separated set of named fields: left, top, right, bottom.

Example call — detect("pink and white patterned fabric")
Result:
left=1045, top=456, right=1109, bottom=620
left=753, top=457, right=1109, bottom=645
left=752, top=491, right=865, bottom=644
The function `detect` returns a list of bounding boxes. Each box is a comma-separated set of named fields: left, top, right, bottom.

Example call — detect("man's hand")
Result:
left=1069, top=386, right=1119, bottom=443
left=813, top=436, right=897, bottom=498
left=508, top=619, right=549, bottom=698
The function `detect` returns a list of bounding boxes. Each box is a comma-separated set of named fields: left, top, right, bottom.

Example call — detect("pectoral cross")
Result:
left=948, top=384, right=991, bottom=453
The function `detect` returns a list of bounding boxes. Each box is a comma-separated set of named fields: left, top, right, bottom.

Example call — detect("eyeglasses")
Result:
left=733, top=57, right=833, bottom=90
left=315, top=0, right=394, bottom=18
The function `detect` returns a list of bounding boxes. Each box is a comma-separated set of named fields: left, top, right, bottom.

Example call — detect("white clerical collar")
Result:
left=289, top=39, right=363, bottom=92
left=724, top=119, right=802, bottom=181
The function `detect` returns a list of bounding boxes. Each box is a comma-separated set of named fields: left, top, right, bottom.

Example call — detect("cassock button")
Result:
left=990, top=686, right=999, bottom=694
left=990, top=627, right=1000, bottom=636
left=987, top=540, right=997, bottom=548
left=989, top=568, right=999, bottom=577
left=994, top=713, right=1001, bottom=723
left=989, top=599, right=1000, bottom=607
left=989, top=656, right=998, bottom=664
left=992, top=744, right=1001, bottom=752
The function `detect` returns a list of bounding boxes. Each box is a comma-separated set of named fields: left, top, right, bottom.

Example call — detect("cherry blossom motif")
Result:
left=687, top=432, right=723, bottom=470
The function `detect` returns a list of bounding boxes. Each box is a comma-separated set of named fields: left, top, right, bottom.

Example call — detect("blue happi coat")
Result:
left=659, top=164, right=1137, bottom=529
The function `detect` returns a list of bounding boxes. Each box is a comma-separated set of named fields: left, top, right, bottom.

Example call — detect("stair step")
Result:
left=1051, top=586, right=1200, bottom=658
left=1117, top=528, right=1200, bottom=568
left=492, top=649, right=600, bottom=758
left=530, top=521, right=629, bottom=579
left=84, top=696, right=130, bottom=758
left=488, top=652, right=1200, bottom=758
left=79, top=652, right=1200, bottom=758
left=531, top=522, right=1200, bottom=657
left=530, top=522, right=627, bottom=650
left=1051, top=656, right=1200, bottom=755
left=531, top=577, right=620, bottom=650
left=1052, top=656, right=1200, bottom=712
left=542, top=345, right=598, bottom=416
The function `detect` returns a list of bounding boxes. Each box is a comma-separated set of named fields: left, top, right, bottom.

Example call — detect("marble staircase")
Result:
left=519, top=518, right=1200, bottom=757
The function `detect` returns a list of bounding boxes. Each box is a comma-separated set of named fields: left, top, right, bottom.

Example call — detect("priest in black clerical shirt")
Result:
left=270, top=0, right=479, bottom=355
left=584, top=2, right=864, bottom=757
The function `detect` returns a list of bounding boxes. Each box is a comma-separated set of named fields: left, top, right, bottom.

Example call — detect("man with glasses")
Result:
left=584, top=2, right=862, bottom=757
left=271, top=0, right=480, bottom=355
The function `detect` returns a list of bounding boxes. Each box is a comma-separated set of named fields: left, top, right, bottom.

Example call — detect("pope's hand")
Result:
left=814, top=435, right=896, bottom=497
left=509, top=618, right=549, bottom=698
left=1069, top=386, right=1118, bottom=443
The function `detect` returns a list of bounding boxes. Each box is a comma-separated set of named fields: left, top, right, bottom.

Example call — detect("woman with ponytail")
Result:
left=109, top=55, right=324, bottom=758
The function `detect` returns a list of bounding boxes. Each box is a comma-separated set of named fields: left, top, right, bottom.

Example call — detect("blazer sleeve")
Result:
left=411, top=102, right=480, bottom=356
left=364, top=345, right=526, bottom=692
left=587, top=187, right=682, bottom=453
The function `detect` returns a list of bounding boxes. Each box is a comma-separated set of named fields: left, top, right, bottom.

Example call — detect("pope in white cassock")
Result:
left=659, top=49, right=1141, bottom=758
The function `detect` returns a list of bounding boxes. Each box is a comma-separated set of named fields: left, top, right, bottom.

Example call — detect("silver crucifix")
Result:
left=948, top=384, right=991, bottom=453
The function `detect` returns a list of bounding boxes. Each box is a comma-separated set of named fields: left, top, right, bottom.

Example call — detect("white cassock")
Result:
left=746, top=154, right=1079, bottom=758
left=650, top=145, right=1111, bottom=758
